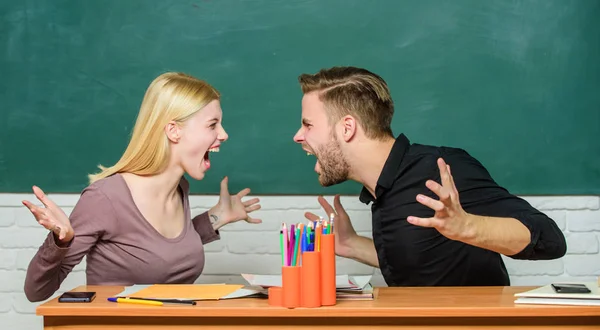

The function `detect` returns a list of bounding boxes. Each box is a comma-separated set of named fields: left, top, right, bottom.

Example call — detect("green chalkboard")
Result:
left=1, top=0, right=599, bottom=195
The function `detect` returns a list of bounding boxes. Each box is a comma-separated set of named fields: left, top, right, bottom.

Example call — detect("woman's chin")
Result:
left=186, top=169, right=206, bottom=181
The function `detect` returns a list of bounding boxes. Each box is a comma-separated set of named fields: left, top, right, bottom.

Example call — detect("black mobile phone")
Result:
left=58, top=291, right=97, bottom=303
left=551, top=283, right=591, bottom=294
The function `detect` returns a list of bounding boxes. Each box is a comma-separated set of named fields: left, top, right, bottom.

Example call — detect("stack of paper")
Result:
left=334, top=275, right=374, bottom=300
left=514, top=282, right=600, bottom=306
left=241, top=274, right=374, bottom=300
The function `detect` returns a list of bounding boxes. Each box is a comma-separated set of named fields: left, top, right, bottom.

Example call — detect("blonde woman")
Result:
left=22, top=72, right=261, bottom=302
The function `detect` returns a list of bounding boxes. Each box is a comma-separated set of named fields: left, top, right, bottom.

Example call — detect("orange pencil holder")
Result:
left=268, top=286, right=283, bottom=306
left=320, top=233, right=336, bottom=306
left=282, top=266, right=301, bottom=308
left=300, top=251, right=321, bottom=308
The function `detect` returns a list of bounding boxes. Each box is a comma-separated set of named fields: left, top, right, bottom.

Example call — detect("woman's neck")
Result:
left=121, top=166, right=183, bottom=205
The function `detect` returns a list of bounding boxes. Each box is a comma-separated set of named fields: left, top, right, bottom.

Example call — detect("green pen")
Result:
left=291, top=227, right=301, bottom=266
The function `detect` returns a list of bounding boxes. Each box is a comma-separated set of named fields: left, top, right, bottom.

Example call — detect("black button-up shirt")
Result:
left=360, top=134, right=566, bottom=286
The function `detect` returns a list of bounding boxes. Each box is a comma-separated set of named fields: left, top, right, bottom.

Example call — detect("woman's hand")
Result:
left=22, top=186, right=74, bottom=244
left=208, top=177, right=262, bottom=230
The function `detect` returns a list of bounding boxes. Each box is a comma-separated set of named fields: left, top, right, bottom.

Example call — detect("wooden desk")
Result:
left=37, top=285, right=600, bottom=329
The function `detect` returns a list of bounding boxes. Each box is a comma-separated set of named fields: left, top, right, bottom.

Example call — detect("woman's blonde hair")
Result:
left=88, top=72, right=220, bottom=184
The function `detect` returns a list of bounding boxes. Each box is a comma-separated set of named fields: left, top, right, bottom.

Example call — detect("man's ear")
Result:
left=165, top=121, right=181, bottom=143
left=341, top=115, right=357, bottom=142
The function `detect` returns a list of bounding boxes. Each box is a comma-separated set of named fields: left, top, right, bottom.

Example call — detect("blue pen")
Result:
left=302, top=230, right=307, bottom=253
left=107, top=297, right=163, bottom=306
left=304, top=232, right=308, bottom=252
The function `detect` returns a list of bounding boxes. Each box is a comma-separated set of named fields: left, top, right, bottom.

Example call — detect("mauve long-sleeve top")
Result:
left=24, top=173, right=219, bottom=302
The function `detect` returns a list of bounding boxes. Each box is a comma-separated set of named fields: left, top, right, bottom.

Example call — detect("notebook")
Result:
left=514, top=282, right=600, bottom=306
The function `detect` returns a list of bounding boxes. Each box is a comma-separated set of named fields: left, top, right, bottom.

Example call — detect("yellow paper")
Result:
left=127, top=284, right=244, bottom=300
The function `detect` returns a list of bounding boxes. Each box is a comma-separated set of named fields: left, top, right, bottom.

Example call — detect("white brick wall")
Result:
left=0, top=193, right=598, bottom=329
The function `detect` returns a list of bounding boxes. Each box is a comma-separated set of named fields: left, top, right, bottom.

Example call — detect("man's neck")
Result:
left=347, top=136, right=396, bottom=198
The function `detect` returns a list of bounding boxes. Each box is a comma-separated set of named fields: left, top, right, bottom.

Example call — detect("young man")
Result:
left=293, top=66, right=566, bottom=286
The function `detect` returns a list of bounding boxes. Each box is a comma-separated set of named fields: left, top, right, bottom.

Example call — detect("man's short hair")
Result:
left=298, top=66, right=394, bottom=139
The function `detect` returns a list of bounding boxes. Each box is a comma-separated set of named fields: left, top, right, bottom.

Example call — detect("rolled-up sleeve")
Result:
left=446, top=149, right=567, bottom=260
left=192, top=212, right=220, bottom=245
left=505, top=210, right=566, bottom=260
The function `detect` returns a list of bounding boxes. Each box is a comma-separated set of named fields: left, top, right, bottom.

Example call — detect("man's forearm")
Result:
left=346, top=235, right=380, bottom=268
left=462, top=214, right=531, bottom=256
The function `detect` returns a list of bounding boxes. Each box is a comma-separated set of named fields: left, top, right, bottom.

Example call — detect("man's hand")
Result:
left=304, top=195, right=357, bottom=259
left=304, top=195, right=379, bottom=268
left=407, top=158, right=473, bottom=241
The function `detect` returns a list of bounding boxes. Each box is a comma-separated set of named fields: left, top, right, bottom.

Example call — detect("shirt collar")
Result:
left=359, top=133, right=411, bottom=204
